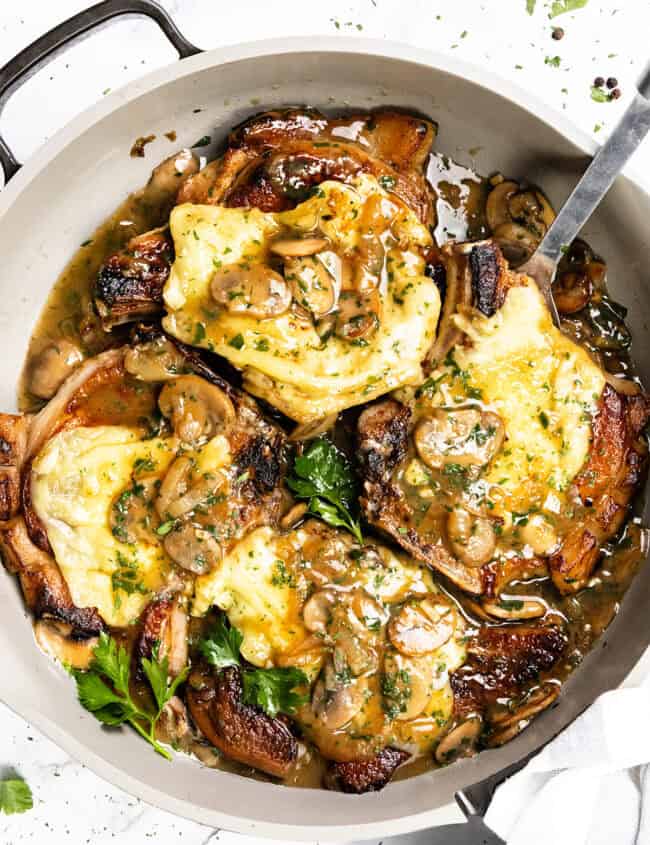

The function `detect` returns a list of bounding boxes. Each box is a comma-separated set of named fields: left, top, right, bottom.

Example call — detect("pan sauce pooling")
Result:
left=4, top=108, right=649, bottom=793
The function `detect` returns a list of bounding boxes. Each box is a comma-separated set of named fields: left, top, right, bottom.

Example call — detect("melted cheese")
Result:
left=162, top=175, right=440, bottom=423
left=31, top=426, right=232, bottom=627
left=433, top=278, right=605, bottom=519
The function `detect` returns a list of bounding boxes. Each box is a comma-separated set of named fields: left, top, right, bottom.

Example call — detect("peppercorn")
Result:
left=552, top=27, right=564, bottom=40
left=594, top=76, right=605, bottom=87
left=606, top=77, right=618, bottom=89
left=610, top=87, right=622, bottom=100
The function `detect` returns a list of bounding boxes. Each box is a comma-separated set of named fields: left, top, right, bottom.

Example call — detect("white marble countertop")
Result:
left=1, top=1, right=650, bottom=843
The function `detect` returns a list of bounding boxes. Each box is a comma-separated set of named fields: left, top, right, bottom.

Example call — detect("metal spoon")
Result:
left=520, top=63, right=650, bottom=324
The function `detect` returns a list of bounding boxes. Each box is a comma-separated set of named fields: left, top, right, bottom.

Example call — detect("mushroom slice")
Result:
left=435, top=716, right=482, bottom=764
left=186, top=665, right=298, bottom=778
left=552, top=270, right=593, bottom=315
left=388, top=599, right=455, bottom=656
left=284, top=253, right=337, bottom=318
left=335, top=290, right=380, bottom=340
left=27, top=340, right=83, bottom=400
left=34, top=619, right=99, bottom=670
left=414, top=408, right=504, bottom=470
left=486, top=683, right=559, bottom=747
left=382, top=651, right=434, bottom=721
left=211, top=263, right=292, bottom=319
left=481, top=597, right=547, bottom=621
left=486, top=181, right=520, bottom=231
left=302, top=589, right=337, bottom=634
left=486, top=181, right=555, bottom=266
left=447, top=508, right=496, bottom=568
left=312, top=657, right=368, bottom=730
left=163, top=522, right=221, bottom=575
left=270, top=236, right=329, bottom=257
left=124, top=336, right=187, bottom=382
left=158, top=374, right=235, bottom=445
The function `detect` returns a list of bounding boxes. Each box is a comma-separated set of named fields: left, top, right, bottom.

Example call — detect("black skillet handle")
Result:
left=0, top=0, right=201, bottom=184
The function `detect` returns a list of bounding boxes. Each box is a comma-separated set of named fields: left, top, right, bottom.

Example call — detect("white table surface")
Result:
left=1, top=1, right=649, bottom=843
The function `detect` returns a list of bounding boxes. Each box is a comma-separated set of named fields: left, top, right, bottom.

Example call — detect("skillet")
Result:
left=1, top=1, right=649, bottom=838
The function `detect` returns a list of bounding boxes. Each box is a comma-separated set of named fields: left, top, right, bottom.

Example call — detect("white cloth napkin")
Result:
left=484, top=680, right=650, bottom=845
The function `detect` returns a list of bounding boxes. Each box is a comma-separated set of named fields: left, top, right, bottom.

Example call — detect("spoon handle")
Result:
left=537, top=71, right=650, bottom=264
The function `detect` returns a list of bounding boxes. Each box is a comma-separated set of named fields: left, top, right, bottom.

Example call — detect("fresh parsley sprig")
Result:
left=198, top=617, right=309, bottom=719
left=73, top=632, right=189, bottom=760
left=0, top=778, right=33, bottom=815
left=287, top=438, right=363, bottom=544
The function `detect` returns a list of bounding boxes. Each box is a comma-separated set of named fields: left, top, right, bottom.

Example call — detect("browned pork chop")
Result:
left=94, top=108, right=437, bottom=327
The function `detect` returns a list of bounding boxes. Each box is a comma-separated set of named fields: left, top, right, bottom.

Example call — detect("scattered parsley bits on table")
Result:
left=0, top=778, right=33, bottom=815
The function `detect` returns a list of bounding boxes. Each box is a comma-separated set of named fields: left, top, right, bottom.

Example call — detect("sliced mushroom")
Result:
left=435, top=716, right=482, bottom=764
left=162, top=468, right=226, bottom=521
left=518, top=514, right=559, bottom=556
left=163, top=522, right=221, bottom=574
left=481, top=596, right=547, bottom=621
left=284, top=253, right=337, bottom=318
left=34, top=619, right=99, bottom=670
left=158, top=375, right=235, bottom=445
left=280, top=501, right=309, bottom=529
left=270, top=236, right=329, bottom=257
left=110, top=478, right=159, bottom=543
left=414, top=408, right=504, bottom=470
left=447, top=508, right=496, bottom=567
left=28, top=340, right=83, bottom=400
left=124, top=336, right=187, bottom=382
left=486, top=181, right=555, bottom=266
left=553, top=271, right=593, bottom=315
left=303, top=589, right=336, bottom=634
left=211, top=263, right=292, bottom=319
left=312, top=657, right=368, bottom=730
left=388, top=599, right=455, bottom=656
left=383, top=651, right=433, bottom=721
left=335, top=290, right=380, bottom=341
left=486, top=684, right=559, bottom=747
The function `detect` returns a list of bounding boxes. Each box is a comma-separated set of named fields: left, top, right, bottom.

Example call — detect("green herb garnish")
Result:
left=287, top=438, right=363, bottom=543
left=198, top=618, right=308, bottom=718
left=0, top=778, right=33, bottom=815
left=73, top=632, right=189, bottom=760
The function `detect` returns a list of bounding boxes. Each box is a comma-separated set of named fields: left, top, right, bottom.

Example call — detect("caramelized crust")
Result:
left=325, top=747, right=410, bottom=794
left=549, top=385, right=650, bottom=593
left=0, top=413, right=31, bottom=520
left=95, top=228, right=172, bottom=328
left=0, top=516, right=104, bottom=638
left=186, top=666, right=298, bottom=778
left=450, top=624, right=567, bottom=718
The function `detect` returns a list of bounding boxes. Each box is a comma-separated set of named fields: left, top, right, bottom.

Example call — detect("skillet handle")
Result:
left=0, top=0, right=201, bottom=184
left=455, top=751, right=535, bottom=819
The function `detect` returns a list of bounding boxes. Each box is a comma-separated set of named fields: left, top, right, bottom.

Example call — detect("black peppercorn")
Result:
left=610, top=87, right=622, bottom=100
left=606, top=77, right=618, bottom=89
left=594, top=76, right=605, bottom=87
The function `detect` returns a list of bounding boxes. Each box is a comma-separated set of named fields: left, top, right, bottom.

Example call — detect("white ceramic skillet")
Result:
left=1, top=1, right=649, bottom=839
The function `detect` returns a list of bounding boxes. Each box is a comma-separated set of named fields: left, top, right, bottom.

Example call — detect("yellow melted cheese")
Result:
left=31, top=426, right=232, bottom=627
left=162, top=175, right=440, bottom=423
left=432, top=277, right=605, bottom=519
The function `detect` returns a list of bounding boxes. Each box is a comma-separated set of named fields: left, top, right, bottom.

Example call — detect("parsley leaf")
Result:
left=73, top=631, right=188, bottom=760
left=549, top=0, right=588, bottom=18
left=526, top=0, right=536, bottom=13
left=198, top=615, right=243, bottom=670
left=591, top=86, right=610, bottom=103
left=0, top=779, right=33, bottom=815
left=287, top=438, right=363, bottom=543
left=242, top=667, right=309, bottom=718
left=198, top=619, right=309, bottom=718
